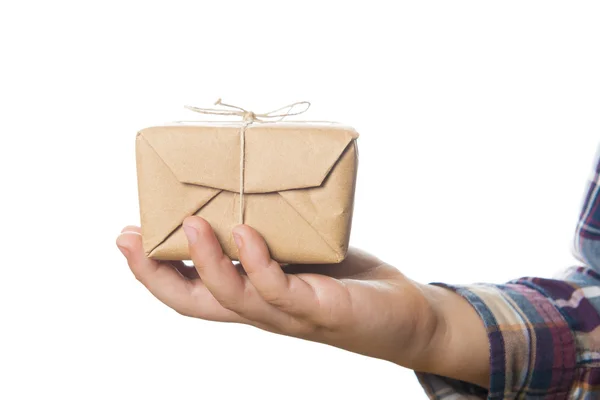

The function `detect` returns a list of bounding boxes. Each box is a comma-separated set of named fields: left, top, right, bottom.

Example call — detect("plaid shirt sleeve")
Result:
left=416, top=145, right=600, bottom=399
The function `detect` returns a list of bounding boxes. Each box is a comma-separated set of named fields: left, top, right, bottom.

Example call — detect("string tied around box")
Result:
left=184, top=99, right=311, bottom=225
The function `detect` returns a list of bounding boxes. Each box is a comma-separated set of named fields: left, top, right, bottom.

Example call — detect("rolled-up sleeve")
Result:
left=416, top=279, right=585, bottom=399
left=417, top=145, right=600, bottom=398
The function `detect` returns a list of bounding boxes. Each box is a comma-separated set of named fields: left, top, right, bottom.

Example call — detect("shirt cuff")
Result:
left=415, top=282, right=577, bottom=400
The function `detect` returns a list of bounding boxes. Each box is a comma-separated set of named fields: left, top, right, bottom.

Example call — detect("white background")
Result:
left=1, top=1, right=599, bottom=399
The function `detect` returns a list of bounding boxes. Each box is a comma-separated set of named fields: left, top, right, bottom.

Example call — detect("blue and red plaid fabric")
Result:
left=417, top=146, right=600, bottom=399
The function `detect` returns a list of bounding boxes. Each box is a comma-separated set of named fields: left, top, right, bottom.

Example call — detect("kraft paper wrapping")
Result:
left=135, top=122, right=359, bottom=264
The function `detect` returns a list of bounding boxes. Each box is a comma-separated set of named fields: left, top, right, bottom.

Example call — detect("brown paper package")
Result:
left=135, top=123, right=359, bottom=264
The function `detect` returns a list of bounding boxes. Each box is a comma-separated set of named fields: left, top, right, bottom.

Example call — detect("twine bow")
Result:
left=184, top=99, right=312, bottom=225
left=185, top=98, right=311, bottom=122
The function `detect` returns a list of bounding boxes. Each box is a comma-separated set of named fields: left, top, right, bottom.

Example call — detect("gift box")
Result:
left=135, top=102, right=359, bottom=264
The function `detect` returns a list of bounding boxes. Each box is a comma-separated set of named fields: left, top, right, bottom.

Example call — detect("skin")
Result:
left=116, top=216, right=490, bottom=388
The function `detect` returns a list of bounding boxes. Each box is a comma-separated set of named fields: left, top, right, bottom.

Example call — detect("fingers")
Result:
left=119, top=220, right=320, bottom=334
left=116, top=226, right=241, bottom=322
left=116, top=228, right=195, bottom=310
left=182, top=217, right=247, bottom=308
left=182, top=217, right=301, bottom=331
left=232, top=224, right=319, bottom=318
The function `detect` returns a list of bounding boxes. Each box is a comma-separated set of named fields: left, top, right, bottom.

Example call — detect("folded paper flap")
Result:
left=138, top=124, right=358, bottom=193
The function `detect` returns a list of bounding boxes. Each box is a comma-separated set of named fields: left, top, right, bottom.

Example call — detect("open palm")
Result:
left=117, top=217, right=439, bottom=369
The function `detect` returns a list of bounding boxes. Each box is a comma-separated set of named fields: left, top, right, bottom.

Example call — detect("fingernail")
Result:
left=183, top=224, right=198, bottom=244
left=232, top=231, right=243, bottom=248
left=117, top=245, right=129, bottom=257
left=116, top=236, right=130, bottom=257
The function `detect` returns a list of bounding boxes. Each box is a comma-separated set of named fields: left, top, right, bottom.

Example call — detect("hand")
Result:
left=116, top=217, right=489, bottom=387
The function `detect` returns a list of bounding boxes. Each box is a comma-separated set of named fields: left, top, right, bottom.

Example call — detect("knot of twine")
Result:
left=185, top=99, right=311, bottom=225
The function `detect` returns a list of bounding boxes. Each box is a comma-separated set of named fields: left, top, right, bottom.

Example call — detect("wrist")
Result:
left=399, top=282, right=447, bottom=371
left=385, top=280, right=443, bottom=371
left=414, top=283, right=490, bottom=388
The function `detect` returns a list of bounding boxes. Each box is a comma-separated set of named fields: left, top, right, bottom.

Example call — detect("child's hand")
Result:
left=116, top=216, right=489, bottom=387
